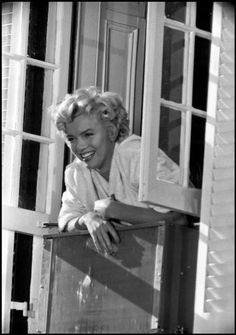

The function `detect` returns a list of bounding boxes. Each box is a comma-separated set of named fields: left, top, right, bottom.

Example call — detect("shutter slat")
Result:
left=210, top=214, right=234, bottom=227
left=216, top=131, right=234, bottom=145
left=216, top=121, right=234, bottom=133
left=218, top=98, right=234, bottom=109
left=206, top=274, right=234, bottom=288
left=205, top=297, right=234, bottom=312
left=207, top=262, right=234, bottom=276
left=209, top=226, right=234, bottom=240
left=217, top=108, right=234, bottom=122
left=218, top=86, right=234, bottom=98
left=208, top=237, right=234, bottom=252
left=212, top=178, right=234, bottom=191
left=206, top=286, right=234, bottom=300
left=214, top=143, right=234, bottom=156
left=220, top=51, right=234, bottom=64
left=213, top=155, right=234, bottom=168
left=208, top=249, right=234, bottom=263
left=213, top=167, right=234, bottom=180
left=219, top=73, right=234, bottom=86
left=211, top=202, right=234, bottom=216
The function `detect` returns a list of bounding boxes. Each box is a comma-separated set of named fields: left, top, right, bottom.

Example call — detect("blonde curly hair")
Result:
left=49, top=86, right=130, bottom=143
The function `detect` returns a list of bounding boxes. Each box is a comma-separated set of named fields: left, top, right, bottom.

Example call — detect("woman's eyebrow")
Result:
left=66, top=128, right=94, bottom=137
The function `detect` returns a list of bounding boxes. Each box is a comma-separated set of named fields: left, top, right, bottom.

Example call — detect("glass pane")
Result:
left=161, top=27, right=185, bottom=103
left=27, top=2, right=48, bottom=61
left=192, top=36, right=211, bottom=111
left=18, top=140, right=48, bottom=211
left=158, top=106, right=181, bottom=183
left=23, top=65, right=44, bottom=135
left=196, top=2, right=213, bottom=32
left=189, top=115, right=206, bottom=189
left=165, top=2, right=186, bottom=23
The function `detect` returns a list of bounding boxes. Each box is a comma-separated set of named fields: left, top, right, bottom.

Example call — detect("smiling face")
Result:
left=65, top=113, right=116, bottom=180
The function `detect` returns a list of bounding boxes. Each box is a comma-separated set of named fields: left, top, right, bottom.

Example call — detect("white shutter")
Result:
left=205, top=2, right=234, bottom=315
left=194, top=3, right=234, bottom=333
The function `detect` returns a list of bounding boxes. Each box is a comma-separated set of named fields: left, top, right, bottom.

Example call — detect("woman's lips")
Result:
left=80, top=151, right=95, bottom=161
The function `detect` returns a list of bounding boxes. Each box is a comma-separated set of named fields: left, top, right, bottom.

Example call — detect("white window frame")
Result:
left=2, top=2, right=72, bottom=332
left=139, top=2, right=215, bottom=217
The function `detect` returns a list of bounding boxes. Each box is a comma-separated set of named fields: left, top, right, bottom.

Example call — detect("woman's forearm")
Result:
left=106, top=201, right=170, bottom=225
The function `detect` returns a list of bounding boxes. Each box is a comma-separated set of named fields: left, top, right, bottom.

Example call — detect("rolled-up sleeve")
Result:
left=58, top=166, right=88, bottom=232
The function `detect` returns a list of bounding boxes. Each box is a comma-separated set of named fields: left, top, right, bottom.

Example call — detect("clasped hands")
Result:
left=78, top=196, right=119, bottom=255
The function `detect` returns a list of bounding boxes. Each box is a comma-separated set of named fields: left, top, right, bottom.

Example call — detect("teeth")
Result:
left=81, top=152, right=94, bottom=160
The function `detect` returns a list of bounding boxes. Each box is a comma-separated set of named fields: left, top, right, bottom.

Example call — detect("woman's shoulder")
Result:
left=116, top=134, right=141, bottom=153
left=65, top=158, right=87, bottom=178
left=115, top=134, right=141, bottom=171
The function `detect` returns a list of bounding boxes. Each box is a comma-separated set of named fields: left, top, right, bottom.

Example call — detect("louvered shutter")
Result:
left=205, top=2, right=234, bottom=314
left=194, top=3, right=234, bottom=333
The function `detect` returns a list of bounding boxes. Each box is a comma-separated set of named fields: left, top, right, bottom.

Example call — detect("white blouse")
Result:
left=58, top=134, right=180, bottom=231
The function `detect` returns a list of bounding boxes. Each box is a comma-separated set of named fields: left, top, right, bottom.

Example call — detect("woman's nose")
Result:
left=75, top=137, right=87, bottom=151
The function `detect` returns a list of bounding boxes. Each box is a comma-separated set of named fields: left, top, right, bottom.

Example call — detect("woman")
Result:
left=50, top=87, right=185, bottom=255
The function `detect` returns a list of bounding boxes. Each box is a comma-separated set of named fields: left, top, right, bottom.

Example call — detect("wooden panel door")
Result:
left=96, top=2, right=146, bottom=135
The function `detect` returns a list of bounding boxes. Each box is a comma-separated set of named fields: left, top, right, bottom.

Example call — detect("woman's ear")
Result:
left=107, top=123, right=118, bottom=142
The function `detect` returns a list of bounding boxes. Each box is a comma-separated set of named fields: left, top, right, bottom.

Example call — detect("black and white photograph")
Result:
left=2, top=2, right=234, bottom=334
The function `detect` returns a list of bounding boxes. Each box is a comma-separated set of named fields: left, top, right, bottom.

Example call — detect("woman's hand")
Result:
left=94, top=197, right=114, bottom=219
left=78, top=211, right=120, bottom=254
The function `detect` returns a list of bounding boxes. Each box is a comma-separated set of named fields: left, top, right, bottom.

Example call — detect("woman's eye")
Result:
left=67, top=137, right=75, bottom=142
left=85, top=133, right=93, bottom=137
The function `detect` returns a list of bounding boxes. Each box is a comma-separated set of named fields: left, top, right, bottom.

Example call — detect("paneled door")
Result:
left=96, top=2, right=146, bottom=135
left=72, top=2, right=146, bottom=136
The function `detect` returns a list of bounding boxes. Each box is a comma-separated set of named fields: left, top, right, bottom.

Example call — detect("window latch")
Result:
left=10, top=301, right=35, bottom=318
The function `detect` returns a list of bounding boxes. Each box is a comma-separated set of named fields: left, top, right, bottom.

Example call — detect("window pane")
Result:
left=165, top=2, right=186, bottom=23
left=18, top=140, right=48, bottom=211
left=23, top=65, right=44, bottom=135
left=196, top=2, right=213, bottom=32
left=159, top=105, right=181, bottom=167
left=189, top=115, right=206, bottom=189
left=18, top=140, right=39, bottom=210
left=161, top=27, right=184, bottom=103
left=27, top=2, right=48, bottom=61
left=192, top=36, right=211, bottom=111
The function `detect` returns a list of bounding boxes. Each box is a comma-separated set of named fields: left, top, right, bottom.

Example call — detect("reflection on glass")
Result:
left=165, top=2, right=186, bottom=23
left=157, top=106, right=181, bottom=184
left=18, top=140, right=48, bottom=211
left=23, top=65, right=44, bottom=135
left=192, top=36, right=210, bottom=111
left=27, top=2, right=48, bottom=61
left=189, top=115, right=206, bottom=189
left=161, top=27, right=184, bottom=103
left=196, top=2, right=213, bottom=33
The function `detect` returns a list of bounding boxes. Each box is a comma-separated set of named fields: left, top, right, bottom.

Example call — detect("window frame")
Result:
left=2, top=3, right=73, bottom=333
left=139, top=2, right=216, bottom=217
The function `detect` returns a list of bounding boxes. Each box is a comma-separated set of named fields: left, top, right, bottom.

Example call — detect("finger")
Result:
left=91, top=235, right=103, bottom=254
left=106, top=223, right=120, bottom=244
left=100, top=229, right=113, bottom=252
left=78, top=216, right=84, bottom=225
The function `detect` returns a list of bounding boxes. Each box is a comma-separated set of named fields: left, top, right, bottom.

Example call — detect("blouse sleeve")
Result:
left=156, top=148, right=180, bottom=184
left=58, top=166, right=88, bottom=232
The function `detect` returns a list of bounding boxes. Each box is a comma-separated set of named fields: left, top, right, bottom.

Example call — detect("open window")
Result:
left=139, top=2, right=214, bottom=217
left=2, top=2, right=72, bottom=332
